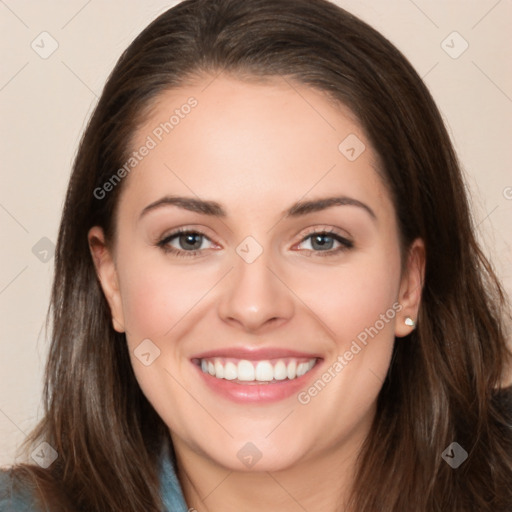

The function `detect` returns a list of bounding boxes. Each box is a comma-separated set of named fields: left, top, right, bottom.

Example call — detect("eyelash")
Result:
left=156, top=226, right=354, bottom=259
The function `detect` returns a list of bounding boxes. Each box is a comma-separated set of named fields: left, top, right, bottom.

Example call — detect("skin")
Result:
left=89, top=74, right=425, bottom=512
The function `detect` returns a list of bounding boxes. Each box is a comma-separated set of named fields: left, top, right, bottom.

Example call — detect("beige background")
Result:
left=0, top=0, right=511, bottom=467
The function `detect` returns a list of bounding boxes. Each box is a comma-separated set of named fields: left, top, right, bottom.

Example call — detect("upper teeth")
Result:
left=199, top=357, right=316, bottom=382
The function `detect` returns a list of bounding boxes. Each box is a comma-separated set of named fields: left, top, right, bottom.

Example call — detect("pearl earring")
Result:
left=404, top=316, right=416, bottom=328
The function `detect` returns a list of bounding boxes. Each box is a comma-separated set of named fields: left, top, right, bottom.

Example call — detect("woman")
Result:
left=1, top=0, right=511, bottom=510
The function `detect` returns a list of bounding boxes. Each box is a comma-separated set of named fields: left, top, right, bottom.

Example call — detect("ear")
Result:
left=88, top=226, right=125, bottom=333
left=395, top=238, right=425, bottom=338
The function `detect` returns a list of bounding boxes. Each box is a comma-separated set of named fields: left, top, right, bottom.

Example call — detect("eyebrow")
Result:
left=139, top=195, right=376, bottom=221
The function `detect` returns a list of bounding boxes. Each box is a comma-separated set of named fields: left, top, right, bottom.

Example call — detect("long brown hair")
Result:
left=7, top=0, right=512, bottom=510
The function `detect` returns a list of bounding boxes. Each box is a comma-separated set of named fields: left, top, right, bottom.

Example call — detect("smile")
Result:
left=191, top=349, right=323, bottom=403
left=197, top=357, right=317, bottom=383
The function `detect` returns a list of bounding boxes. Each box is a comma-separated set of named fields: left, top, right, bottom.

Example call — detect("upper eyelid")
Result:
left=296, top=225, right=352, bottom=242
left=159, top=226, right=215, bottom=241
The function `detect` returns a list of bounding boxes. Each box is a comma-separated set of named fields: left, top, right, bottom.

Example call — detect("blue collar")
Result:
left=159, top=449, right=189, bottom=512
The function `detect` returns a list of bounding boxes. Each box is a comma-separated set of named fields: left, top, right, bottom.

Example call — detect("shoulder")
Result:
left=0, top=468, right=43, bottom=511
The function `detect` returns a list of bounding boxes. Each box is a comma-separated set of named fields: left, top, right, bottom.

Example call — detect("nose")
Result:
left=217, top=247, right=295, bottom=333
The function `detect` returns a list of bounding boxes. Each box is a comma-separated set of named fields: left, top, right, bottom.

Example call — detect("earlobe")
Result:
left=395, top=238, right=425, bottom=338
left=88, top=226, right=126, bottom=333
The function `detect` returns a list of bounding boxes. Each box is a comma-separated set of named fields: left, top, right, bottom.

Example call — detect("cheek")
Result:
left=291, top=244, right=401, bottom=413
left=118, top=253, right=218, bottom=341
left=115, top=254, right=210, bottom=423
left=293, top=249, right=402, bottom=347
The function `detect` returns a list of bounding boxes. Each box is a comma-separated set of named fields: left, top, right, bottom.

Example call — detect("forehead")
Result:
left=120, top=73, right=391, bottom=220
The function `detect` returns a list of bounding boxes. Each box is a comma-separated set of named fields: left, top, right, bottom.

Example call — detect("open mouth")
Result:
left=193, top=357, right=317, bottom=384
left=191, top=353, right=323, bottom=403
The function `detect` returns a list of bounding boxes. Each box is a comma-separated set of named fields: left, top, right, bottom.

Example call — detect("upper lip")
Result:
left=191, top=347, right=322, bottom=361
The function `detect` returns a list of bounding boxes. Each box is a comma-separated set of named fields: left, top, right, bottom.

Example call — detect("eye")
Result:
left=295, top=229, right=353, bottom=256
left=157, top=228, right=216, bottom=257
left=156, top=227, right=353, bottom=258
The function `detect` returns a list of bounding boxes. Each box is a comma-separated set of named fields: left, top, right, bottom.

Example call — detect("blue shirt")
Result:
left=160, top=452, right=190, bottom=512
left=0, top=449, right=189, bottom=511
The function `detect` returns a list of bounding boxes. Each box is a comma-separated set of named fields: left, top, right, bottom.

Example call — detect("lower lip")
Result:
left=193, top=360, right=322, bottom=403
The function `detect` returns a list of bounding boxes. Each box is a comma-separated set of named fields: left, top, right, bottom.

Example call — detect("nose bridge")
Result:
left=217, top=240, right=294, bottom=331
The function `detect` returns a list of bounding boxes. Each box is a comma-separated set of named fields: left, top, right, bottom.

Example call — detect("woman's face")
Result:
left=89, top=74, right=423, bottom=472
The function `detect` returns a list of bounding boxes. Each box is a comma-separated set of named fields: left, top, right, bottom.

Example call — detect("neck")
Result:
left=173, top=428, right=369, bottom=512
